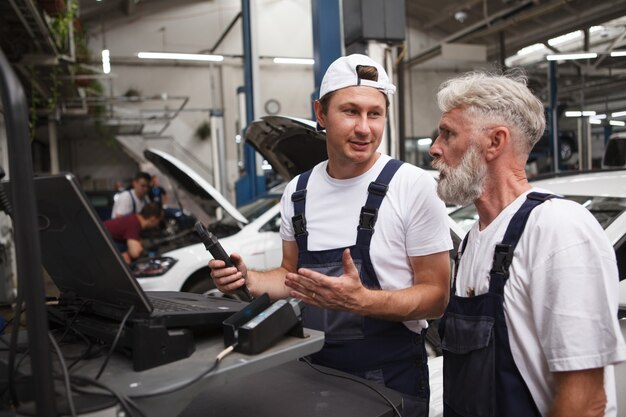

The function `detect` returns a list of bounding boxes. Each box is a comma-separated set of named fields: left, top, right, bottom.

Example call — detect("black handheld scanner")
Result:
left=194, top=222, right=253, bottom=302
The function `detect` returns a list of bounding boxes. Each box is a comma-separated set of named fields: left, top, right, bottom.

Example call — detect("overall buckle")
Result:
left=490, top=243, right=514, bottom=274
left=291, top=214, right=308, bottom=237
left=358, top=207, right=378, bottom=231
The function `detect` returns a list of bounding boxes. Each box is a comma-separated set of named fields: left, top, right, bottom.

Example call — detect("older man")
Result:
left=430, top=71, right=626, bottom=417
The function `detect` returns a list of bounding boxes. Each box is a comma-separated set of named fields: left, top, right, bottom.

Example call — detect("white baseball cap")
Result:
left=318, top=54, right=396, bottom=100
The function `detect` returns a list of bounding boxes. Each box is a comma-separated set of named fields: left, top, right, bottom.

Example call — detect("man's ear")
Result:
left=313, top=100, right=325, bottom=130
left=485, top=126, right=510, bottom=161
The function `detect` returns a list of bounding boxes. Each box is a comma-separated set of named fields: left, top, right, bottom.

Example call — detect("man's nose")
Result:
left=354, top=114, right=371, bottom=135
left=429, top=136, right=442, bottom=158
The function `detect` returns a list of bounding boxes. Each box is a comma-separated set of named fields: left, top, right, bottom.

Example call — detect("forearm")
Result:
left=355, top=283, right=449, bottom=321
left=247, top=267, right=292, bottom=301
left=549, top=369, right=606, bottom=417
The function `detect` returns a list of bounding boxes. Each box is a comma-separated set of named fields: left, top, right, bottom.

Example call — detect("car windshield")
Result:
left=207, top=195, right=282, bottom=237
left=450, top=195, right=626, bottom=233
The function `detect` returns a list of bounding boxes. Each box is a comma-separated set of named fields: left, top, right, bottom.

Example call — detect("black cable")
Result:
left=130, top=344, right=236, bottom=399
left=70, top=375, right=144, bottom=417
left=48, top=332, right=77, bottom=417
left=54, top=300, right=89, bottom=345
left=95, top=305, right=134, bottom=380
left=300, top=358, right=402, bottom=417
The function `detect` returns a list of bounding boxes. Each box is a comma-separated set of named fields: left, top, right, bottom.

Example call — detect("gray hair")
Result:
left=437, top=70, right=545, bottom=155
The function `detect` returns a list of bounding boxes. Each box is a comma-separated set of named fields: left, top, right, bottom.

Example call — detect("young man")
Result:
left=104, top=202, right=162, bottom=264
left=430, top=71, right=626, bottom=417
left=210, top=54, right=452, bottom=416
left=111, top=171, right=152, bottom=219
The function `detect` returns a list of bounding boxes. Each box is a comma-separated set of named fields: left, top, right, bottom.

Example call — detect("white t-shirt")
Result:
left=456, top=189, right=626, bottom=416
left=111, top=189, right=148, bottom=219
left=280, top=154, right=453, bottom=332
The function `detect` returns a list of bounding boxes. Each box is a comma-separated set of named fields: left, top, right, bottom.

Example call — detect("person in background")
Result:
left=111, top=171, right=151, bottom=218
left=210, top=54, right=452, bottom=416
left=149, top=174, right=169, bottom=207
left=103, top=202, right=162, bottom=264
left=430, top=70, right=626, bottom=417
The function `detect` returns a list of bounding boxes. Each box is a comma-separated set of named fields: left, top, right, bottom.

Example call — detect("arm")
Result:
left=111, top=192, right=131, bottom=219
left=549, top=368, right=606, bottom=417
left=209, top=240, right=298, bottom=301
left=125, top=238, right=143, bottom=261
left=285, top=248, right=450, bottom=321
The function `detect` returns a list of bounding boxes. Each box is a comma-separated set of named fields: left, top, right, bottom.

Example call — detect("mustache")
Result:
left=431, top=157, right=448, bottom=173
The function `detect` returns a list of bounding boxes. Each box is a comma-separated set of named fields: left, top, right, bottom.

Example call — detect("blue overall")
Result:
left=292, top=159, right=429, bottom=416
left=439, top=192, right=556, bottom=417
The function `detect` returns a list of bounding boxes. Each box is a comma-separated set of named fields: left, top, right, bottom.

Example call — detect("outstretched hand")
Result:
left=285, top=248, right=368, bottom=312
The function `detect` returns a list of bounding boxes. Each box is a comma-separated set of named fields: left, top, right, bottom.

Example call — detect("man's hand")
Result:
left=209, top=252, right=248, bottom=295
left=285, top=248, right=369, bottom=313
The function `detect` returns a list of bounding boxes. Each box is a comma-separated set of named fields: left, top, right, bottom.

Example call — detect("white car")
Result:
left=132, top=116, right=328, bottom=294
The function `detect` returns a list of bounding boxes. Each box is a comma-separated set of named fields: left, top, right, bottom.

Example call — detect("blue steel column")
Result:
left=239, top=0, right=260, bottom=204
left=548, top=60, right=560, bottom=173
left=311, top=0, right=342, bottom=116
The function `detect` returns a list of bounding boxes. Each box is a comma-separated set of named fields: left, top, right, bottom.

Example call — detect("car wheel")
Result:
left=560, top=139, right=574, bottom=162
left=185, top=276, right=217, bottom=294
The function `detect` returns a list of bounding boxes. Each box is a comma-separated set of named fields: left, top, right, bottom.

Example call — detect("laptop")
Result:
left=6, top=173, right=246, bottom=329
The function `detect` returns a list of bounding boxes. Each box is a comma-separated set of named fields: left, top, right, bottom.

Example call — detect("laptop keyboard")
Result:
left=149, top=297, right=212, bottom=312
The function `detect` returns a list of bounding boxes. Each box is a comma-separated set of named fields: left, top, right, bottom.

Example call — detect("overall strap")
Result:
left=356, top=159, right=404, bottom=246
left=128, top=190, right=136, bottom=213
left=489, top=192, right=557, bottom=294
left=291, top=169, right=313, bottom=251
left=451, top=233, right=470, bottom=295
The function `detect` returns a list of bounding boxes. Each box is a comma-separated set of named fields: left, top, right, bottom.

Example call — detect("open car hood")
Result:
left=245, top=116, right=327, bottom=180
left=144, top=148, right=248, bottom=224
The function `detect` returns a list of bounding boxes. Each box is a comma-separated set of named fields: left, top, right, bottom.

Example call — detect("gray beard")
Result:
left=432, top=144, right=487, bottom=206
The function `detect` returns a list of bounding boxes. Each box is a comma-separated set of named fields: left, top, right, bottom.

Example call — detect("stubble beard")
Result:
left=432, top=142, right=487, bottom=206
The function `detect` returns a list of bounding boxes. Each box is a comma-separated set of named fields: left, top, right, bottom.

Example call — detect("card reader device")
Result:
left=223, top=294, right=307, bottom=354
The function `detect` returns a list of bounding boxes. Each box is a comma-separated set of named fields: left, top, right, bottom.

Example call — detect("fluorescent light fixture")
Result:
left=548, top=30, right=581, bottom=47
left=611, top=110, right=626, bottom=118
left=516, top=43, right=546, bottom=56
left=589, top=118, right=602, bottom=125
left=273, top=57, right=314, bottom=65
left=610, top=120, right=626, bottom=126
left=546, top=52, right=597, bottom=61
left=101, top=49, right=111, bottom=74
left=592, top=114, right=607, bottom=119
left=417, top=138, right=433, bottom=146
left=565, top=111, right=596, bottom=117
left=137, top=52, right=224, bottom=62
left=610, top=51, right=626, bottom=57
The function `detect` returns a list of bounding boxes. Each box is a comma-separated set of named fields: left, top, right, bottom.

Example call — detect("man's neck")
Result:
left=326, top=152, right=381, bottom=179
left=474, top=165, right=530, bottom=230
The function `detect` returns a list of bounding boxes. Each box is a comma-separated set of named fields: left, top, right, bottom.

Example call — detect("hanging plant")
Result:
left=48, top=0, right=78, bottom=52
left=195, top=120, right=211, bottom=140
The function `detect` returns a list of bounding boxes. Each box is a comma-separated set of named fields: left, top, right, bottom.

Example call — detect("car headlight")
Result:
left=131, top=256, right=178, bottom=278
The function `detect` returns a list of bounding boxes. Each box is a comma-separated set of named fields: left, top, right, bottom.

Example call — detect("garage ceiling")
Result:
left=4, top=0, right=626, bottom=116
left=406, top=0, right=626, bottom=115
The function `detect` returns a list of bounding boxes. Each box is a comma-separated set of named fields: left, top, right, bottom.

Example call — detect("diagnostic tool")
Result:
left=194, top=222, right=253, bottom=302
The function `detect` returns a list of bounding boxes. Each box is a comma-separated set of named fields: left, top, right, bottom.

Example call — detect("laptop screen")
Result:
left=9, top=173, right=153, bottom=313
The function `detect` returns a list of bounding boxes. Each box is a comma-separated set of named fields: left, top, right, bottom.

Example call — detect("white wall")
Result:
left=87, top=0, right=315, bottom=202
